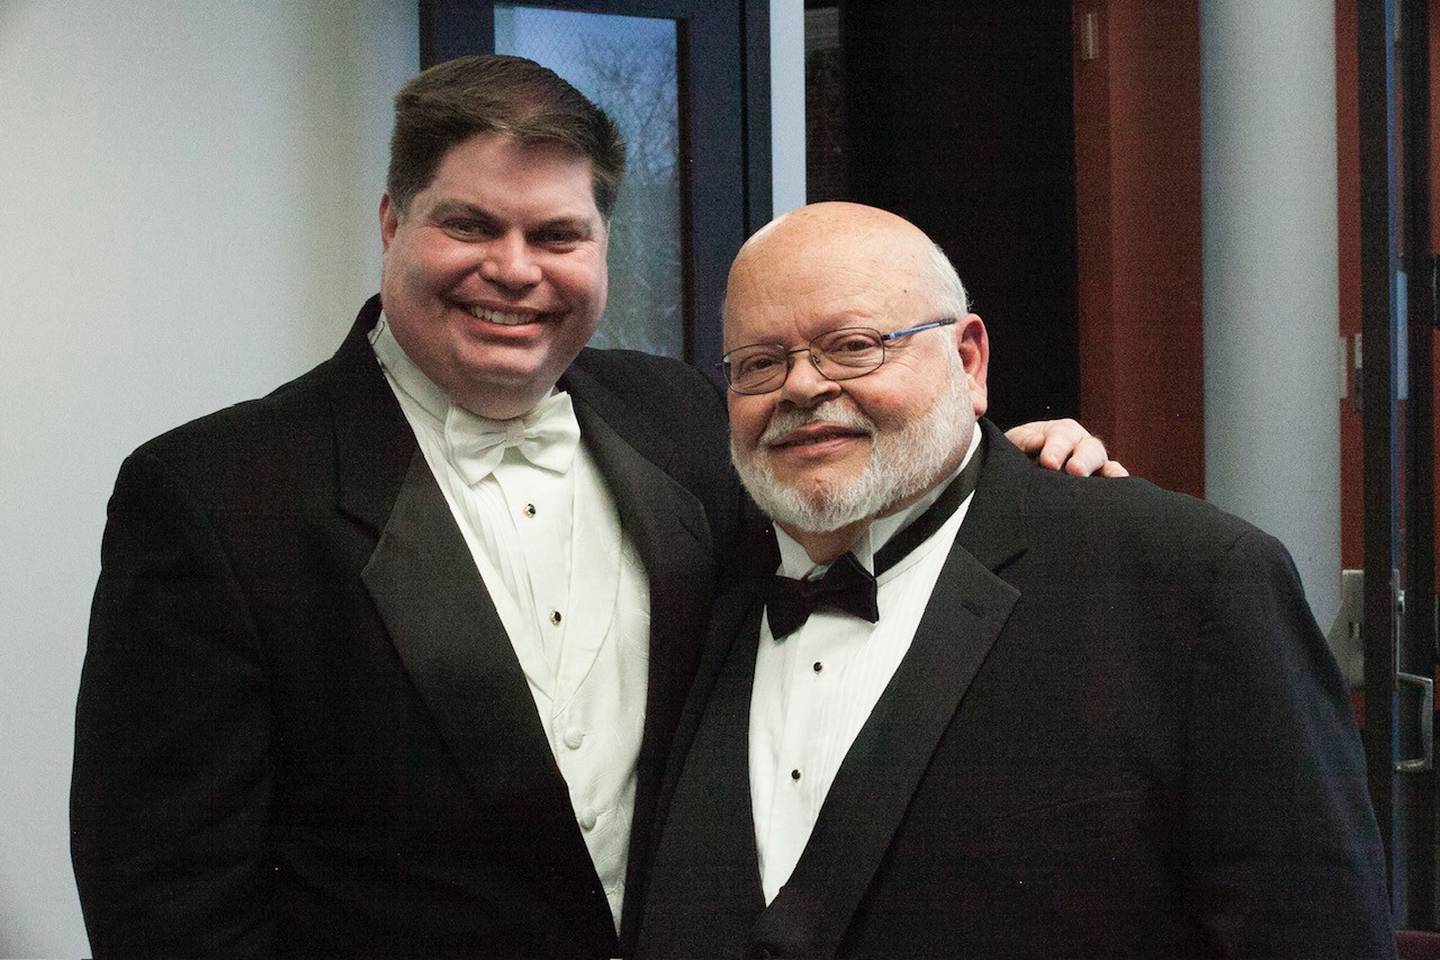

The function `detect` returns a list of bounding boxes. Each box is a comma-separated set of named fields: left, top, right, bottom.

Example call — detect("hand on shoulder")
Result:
left=1005, top=418, right=1129, bottom=478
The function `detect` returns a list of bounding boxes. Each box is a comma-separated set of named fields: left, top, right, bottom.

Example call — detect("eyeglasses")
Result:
left=716, top=318, right=957, bottom=395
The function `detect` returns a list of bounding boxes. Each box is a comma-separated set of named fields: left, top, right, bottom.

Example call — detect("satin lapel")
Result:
left=691, top=588, right=768, bottom=914
left=340, top=299, right=612, bottom=951
left=333, top=297, right=569, bottom=823
left=360, top=450, right=615, bottom=942
left=328, top=296, right=415, bottom=536
left=952, top=419, right=1036, bottom=574
left=751, top=424, right=1030, bottom=958
left=637, top=586, right=770, bottom=954
left=361, top=451, right=573, bottom=807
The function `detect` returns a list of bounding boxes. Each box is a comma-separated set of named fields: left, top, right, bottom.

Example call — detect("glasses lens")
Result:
left=726, top=345, right=788, bottom=393
left=814, top=328, right=884, bottom=373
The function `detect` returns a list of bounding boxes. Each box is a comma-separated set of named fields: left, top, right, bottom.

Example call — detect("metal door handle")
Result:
left=1395, top=671, right=1434, bottom=773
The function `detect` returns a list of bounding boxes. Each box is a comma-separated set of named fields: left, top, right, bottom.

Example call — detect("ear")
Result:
left=379, top=194, right=399, bottom=252
left=954, top=313, right=989, bottom=417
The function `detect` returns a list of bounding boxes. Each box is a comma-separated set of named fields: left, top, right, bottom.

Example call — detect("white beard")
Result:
left=731, top=360, right=973, bottom=534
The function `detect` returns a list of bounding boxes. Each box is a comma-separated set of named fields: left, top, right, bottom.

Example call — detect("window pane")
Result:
left=496, top=5, right=684, bottom=358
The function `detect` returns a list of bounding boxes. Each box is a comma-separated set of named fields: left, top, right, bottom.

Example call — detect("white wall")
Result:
left=1200, top=0, right=1341, bottom=629
left=0, top=2, right=803, bottom=950
left=769, top=0, right=807, bottom=216
left=0, top=2, right=417, bottom=953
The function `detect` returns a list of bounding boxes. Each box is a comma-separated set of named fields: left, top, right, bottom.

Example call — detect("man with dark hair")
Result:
left=386, top=54, right=627, bottom=220
left=71, top=58, right=1115, bottom=957
left=638, top=202, right=1395, bottom=959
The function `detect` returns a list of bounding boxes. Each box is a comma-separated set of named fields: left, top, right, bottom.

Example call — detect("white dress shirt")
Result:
left=749, top=424, right=982, bottom=905
left=370, top=317, right=649, bottom=930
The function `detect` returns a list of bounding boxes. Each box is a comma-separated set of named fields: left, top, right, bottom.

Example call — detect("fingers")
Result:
left=1006, top=418, right=1087, bottom=470
left=1005, top=418, right=1124, bottom=478
left=1061, top=434, right=1110, bottom=476
left=1010, top=418, right=1095, bottom=471
left=1002, top=421, right=1048, bottom=457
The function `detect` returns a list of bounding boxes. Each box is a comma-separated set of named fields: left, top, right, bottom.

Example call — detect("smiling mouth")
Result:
left=466, top=304, right=550, bottom=326
left=769, top=425, right=871, bottom=449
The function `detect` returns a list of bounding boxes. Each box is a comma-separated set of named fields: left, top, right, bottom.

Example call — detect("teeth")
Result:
left=469, top=306, right=535, bottom=326
left=780, top=432, right=840, bottom=447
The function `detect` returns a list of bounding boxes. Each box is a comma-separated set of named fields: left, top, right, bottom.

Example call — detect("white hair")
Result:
left=926, top=241, right=970, bottom=318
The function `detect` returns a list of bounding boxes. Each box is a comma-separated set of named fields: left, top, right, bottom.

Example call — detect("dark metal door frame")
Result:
left=1358, top=0, right=1438, bottom=929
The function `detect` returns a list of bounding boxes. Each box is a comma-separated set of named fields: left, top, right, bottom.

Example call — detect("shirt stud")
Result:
left=791, top=769, right=802, bottom=782
left=549, top=610, right=563, bottom=626
left=812, top=661, right=823, bottom=673
left=523, top=503, right=537, bottom=517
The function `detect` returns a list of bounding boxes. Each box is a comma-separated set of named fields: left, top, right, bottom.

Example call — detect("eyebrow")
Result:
left=427, top=200, right=595, bottom=239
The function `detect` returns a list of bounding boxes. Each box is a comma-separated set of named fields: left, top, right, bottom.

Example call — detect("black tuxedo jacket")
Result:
left=638, top=420, right=1394, bottom=959
left=72, top=296, right=744, bottom=957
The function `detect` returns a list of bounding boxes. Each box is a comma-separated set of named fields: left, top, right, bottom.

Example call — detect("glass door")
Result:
left=1357, top=0, right=1439, bottom=928
left=418, top=0, right=772, bottom=370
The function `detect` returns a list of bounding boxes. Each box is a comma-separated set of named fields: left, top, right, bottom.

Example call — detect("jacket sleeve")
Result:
left=72, top=449, right=275, bottom=957
left=1181, top=528, right=1395, bottom=958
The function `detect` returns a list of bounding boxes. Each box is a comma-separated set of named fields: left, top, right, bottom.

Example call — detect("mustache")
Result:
left=758, top=400, right=876, bottom=446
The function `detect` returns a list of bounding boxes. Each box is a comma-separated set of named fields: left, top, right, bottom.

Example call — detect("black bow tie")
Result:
left=763, top=551, right=879, bottom=641
left=759, top=436, right=986, bottom=641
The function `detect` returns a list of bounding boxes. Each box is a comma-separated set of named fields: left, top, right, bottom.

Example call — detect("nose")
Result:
left=479, top=232, right=542, bottom=289
left=776, top=348, right=841, bottom=407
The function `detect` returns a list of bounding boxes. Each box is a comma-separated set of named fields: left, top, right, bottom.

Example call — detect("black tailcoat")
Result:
left=638, top=420, right=1394, bottom=959
left=72, top=296, right=743, bottom=957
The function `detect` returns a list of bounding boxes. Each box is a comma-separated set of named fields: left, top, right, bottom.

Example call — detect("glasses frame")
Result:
left=716, top=318, right=958, bottom=395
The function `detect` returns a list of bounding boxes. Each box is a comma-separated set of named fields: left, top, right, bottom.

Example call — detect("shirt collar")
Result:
left=369, top=311, right=453, bottom=426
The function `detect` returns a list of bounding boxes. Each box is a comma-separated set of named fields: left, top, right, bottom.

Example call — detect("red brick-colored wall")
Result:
left=1073, top=1, right=1205, bottom=497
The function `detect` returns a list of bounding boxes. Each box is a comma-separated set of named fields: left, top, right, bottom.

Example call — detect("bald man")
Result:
left=72, top=57, right=1123, bottom=957
left=637, top=203, right=1394, bottom=959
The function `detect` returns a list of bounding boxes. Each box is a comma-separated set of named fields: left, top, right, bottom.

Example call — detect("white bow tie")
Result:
left=444, top=392, right=581, bottom=485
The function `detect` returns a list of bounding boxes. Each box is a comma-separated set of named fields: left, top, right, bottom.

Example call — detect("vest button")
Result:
left=579, top=807, right=598, bottom=831
left=563, top=727, right=585, bottom=750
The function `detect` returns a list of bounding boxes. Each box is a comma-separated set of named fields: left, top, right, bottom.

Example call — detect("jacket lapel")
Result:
left=635, top=582, right=770, bottom=956
left=360, top=450, right=616, bottom=953
left=751, top=422, right=1031, bottom=957
left=334, top=298, right=615, bottom=953
left=361, top=451, right=581, bottom=819
left=332, top=298, right=577, bottom=830
left=328, top=296, right=414, bottom=537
